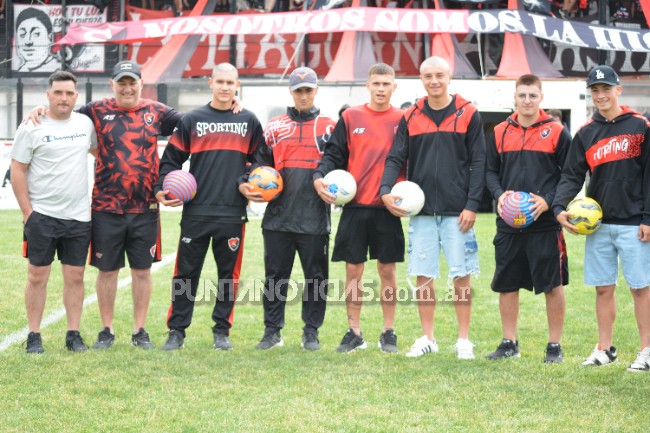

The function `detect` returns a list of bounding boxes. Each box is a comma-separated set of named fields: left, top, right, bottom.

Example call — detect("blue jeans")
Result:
left=407, top=215, right=479, bottom=279
left=584, top=224, right=650, bottom=289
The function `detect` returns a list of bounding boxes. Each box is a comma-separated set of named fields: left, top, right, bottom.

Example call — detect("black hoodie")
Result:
left=553, top=106, right=650, bottom=226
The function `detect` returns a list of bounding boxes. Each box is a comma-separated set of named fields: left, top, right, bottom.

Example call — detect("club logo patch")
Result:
left=228, top=237, right=240, bottom=251
left=144, top=113, right=154, bottom=125
left=150, top=245, right=156, bottom=258
left=95, top=252, right=103, bottom=259
left=540, top=128, right=551, bottom=138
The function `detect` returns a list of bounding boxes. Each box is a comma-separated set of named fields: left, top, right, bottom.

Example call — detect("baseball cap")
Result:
left=289, top=67, right=318, bottom=91
left=112, top=61, right=142, bottom=81
left=586, top=65, right=620, bottom=87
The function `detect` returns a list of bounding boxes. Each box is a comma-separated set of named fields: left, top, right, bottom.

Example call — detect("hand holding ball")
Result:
left=163, top=170, right=197, bottom=203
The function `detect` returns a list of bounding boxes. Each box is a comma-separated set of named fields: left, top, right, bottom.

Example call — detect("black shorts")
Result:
left=90, top=210, right=161, bottom=271
left=491, top=230, right=569, bottom=294
left=332, top=207, right=404, bottom=264
left=23, top=211, right=91, bottom=267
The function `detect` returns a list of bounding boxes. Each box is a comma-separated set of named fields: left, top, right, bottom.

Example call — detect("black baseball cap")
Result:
left=112, top=61, right=142, bottom=81
left=587, top=65, right=620, bottom=87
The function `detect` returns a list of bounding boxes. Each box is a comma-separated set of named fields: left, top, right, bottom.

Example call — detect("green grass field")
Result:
left=0, top=209, right=648, bottom=433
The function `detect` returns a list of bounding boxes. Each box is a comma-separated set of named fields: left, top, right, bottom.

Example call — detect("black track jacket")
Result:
left=486, top=110, right=571, bottom=233
left=380, top=95, right=486, bottom=216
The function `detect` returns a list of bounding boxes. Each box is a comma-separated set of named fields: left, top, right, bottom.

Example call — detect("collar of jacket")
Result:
left=287, top=106, right=320, bottom=122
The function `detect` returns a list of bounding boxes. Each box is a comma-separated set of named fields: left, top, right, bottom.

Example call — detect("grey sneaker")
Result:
left=132, top=328, right=155, bottom=350
left=486, top=339, right=520, bottom=360
left=26, top=332, right=44, bottom=354
left=160, top=330, right=184, bottom=351
left=255, top=330, right=284, bottom=350
left=65, top=331, right=88, bottom=352
left=336, top=329, right=367, bottom=353
left=92, top=327, right=115, bottom=350
left=301, top=331, right=321, bottom=351
left=214, top=333, right=233, bottom=350
left=544, top=342, right=564, bottom=363
left=378, top=329, right=398, bottom=353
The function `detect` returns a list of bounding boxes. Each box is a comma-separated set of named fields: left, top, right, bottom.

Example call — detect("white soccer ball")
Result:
left=391, top=181, right=425, bottom=216
left=324, top=169, right=357, bottom=206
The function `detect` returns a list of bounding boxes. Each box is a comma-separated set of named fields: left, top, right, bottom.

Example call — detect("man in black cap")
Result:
left=242, top=66, right=336, bottom=351
left=28, top=60, right=183, bottom=350
left=553, top=65, right=650, bottom=372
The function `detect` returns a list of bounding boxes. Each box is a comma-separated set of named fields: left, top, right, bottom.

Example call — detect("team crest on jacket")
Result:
left=540, top=128, right=551, bottom=138
left=456, top=108, right=465, bottom=117
left=228, top=237, right=240, bottom=251
left=144, top=113, right=155, bottom=125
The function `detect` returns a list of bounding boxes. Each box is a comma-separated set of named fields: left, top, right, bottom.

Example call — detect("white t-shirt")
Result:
left=11, top=112, right=97, bottom=221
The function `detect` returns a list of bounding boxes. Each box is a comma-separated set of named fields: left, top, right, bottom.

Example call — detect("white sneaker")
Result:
left=581, top=344, right=617, bottom=366
left=627, top=347, right=650, bottom=373
left=455, top=338, right=475, bottom=360
left=405, top=336, right=438, bottom=358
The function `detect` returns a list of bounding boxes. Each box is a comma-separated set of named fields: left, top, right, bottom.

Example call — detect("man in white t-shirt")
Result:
left=11, top=71, right=97, bottom=353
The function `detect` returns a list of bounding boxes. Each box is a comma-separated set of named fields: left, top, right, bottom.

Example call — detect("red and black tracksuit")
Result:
left=553, top=106, right=650, bottom=226
left=253, top=106, right=336, bottom=335
left=487, top=110, right=571, bottom=293
left=155, top=105, right=264, bottom=336
left=380, top=95, right=486, bottom=215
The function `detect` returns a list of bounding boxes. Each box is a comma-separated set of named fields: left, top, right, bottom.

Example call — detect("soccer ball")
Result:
left=391, top=181, right=425, bottom=216
left=163, top=170, right=197, bottom=203
left=500, top=191, right=534, bottom=229
left=248, top=166, right=284, bottom=202
left=323, top=169, right=357, bottom=206
left=567, top=197, right=602, bottom=235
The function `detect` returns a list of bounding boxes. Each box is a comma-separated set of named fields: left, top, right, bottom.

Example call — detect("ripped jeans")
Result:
left=407, top=215, right=479, bottom=279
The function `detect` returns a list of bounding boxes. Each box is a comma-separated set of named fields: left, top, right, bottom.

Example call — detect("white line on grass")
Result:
left=0, top=253, right=176, bottom=352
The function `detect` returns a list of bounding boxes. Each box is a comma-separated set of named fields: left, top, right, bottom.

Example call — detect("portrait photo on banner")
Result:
left=12, top=4, right=107, bottom=75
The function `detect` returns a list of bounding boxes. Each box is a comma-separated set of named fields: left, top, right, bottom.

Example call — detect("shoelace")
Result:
left=382, top=332, right=397, bottom=346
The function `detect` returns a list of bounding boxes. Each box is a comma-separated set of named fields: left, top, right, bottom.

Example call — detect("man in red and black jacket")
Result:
left=155, top=63, right=264, bottom=351
left=485, top=74, right=571, bottom=363
left=244, top=67, right=336, bottom=351
left=314, top=63, right=405, bottom=354
left=381, top=56, right=485, bottom=360
left=553, top=65, right=650, bottom=372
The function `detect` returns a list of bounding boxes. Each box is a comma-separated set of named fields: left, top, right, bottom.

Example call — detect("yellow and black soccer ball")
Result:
left=566, top=197, right=602, bottom=235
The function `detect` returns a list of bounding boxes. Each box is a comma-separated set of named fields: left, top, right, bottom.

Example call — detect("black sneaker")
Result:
left=213, top=333, right=233, bottom=350
left=26, top=332, right=44, bottom=354
left=92, top=327, right=115, bottom=350
left=160, top=330, right=184, bottom=351
left=255, top=329, right=283, bottom=350
left=544, top=342, right=564, bottom=363
left=132, top=328, right=155, bottom=350
left=486, top=339, right=520, bottom=360
left=378, top=329, right=398, bottom=353
left=301, top=331, right=321, bottom=351
left=336, top=328, right=367, bottom=353
left=65, top=331, right=88, bottom=352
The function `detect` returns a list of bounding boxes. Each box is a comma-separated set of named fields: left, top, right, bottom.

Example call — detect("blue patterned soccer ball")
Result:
left=163, top=170, right=197, bottom=203
left=324, top=170, right=357, bottom=206
left=500, top=191, right=534, bottom=229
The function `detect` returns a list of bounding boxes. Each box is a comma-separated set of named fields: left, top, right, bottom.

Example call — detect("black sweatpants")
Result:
left=167, top=217, right=245, bottom=335
left=262, top=230, right=329, bottom=334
